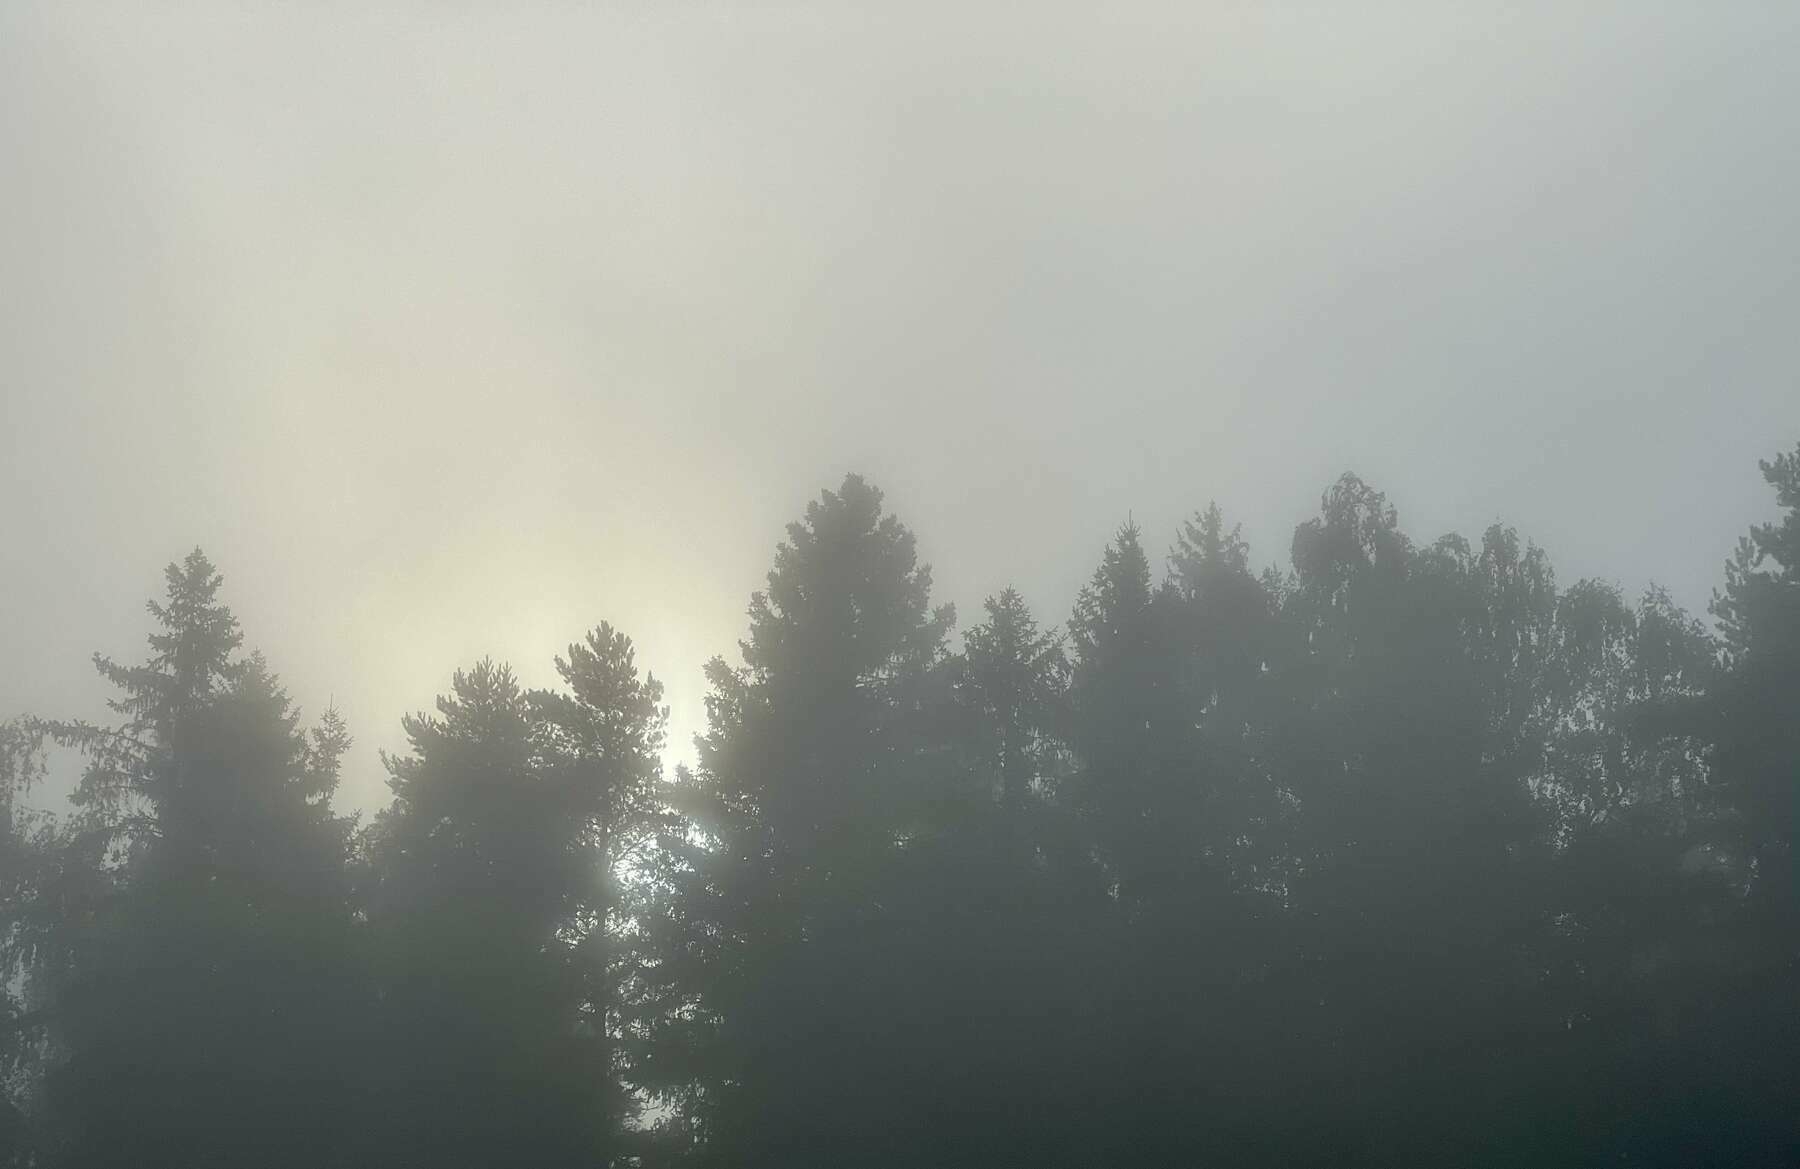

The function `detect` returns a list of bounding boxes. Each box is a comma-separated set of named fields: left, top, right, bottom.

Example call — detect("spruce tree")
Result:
left=648, top=475, right=956, bottom=1166
left=30, top=551, right=358, bottom=1169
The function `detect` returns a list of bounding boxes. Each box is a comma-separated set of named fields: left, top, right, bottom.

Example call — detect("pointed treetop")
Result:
left=1070, top=521, right=1154, bottom=665
left=741, top=473, right=952, bottom=686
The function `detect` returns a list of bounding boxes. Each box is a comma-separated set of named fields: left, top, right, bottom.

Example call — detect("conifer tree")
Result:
left=0, top=719, right=49, bottom=1168
left=29, top=551, right=358, bottom=1169
left=956, top=586, right=1068, bottom=813
left=361, top=631, right=665, bottom=1167
left=648, top=475, right=956, bottom=1165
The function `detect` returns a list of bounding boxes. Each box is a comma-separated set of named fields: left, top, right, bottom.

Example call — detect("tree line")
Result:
left=3, top=447, right=1797, bottom=1167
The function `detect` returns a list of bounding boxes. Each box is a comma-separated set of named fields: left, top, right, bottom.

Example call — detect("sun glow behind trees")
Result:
left=2, top=450, right=1798, bottom=1167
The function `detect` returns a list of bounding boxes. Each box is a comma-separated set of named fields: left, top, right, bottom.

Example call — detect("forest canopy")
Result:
left=3, top=447, right=1797, bottom=1168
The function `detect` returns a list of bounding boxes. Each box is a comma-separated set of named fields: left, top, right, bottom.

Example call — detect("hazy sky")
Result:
left=5, top=3, right=1798, bottom=814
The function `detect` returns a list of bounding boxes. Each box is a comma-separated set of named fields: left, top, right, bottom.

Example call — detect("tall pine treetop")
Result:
left=741, top=474, right=953, bottom=689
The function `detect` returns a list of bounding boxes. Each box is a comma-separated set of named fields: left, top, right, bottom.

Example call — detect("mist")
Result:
left=3, top=3, right=1799, bottom=1166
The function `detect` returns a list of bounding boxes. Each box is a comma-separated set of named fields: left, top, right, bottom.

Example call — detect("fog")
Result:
left=6, top=3, right=1796, bottom=811
left=4, top=6, right=1800, bottom=1166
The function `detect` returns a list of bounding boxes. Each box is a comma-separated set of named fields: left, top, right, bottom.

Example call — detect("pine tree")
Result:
left=647, top=475, right=956, bottom=1166
left=356, top=636, right=657, bottom=1166
left=1711, top=443, right=1800, bottom=886
left=0, top=719, right=50, bottom=1167
left=532, top=624, right=670, bottom=1159
left=29, top=551, right=358, bottom=1169
left=956, top=586, right=1068, bottom=813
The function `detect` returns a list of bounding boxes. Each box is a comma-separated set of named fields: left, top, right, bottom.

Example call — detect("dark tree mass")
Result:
left=3, top=449, right=1798, bottom=1168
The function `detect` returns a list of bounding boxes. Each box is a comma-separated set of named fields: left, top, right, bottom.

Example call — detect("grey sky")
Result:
left=4, top=3, right=1797, bottom=814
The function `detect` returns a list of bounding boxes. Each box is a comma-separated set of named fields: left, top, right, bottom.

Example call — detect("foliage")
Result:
left=6, top=451, right=1799, bottom=1167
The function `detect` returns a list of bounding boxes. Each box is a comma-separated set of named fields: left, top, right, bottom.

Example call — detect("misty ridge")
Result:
left=3, top=449, right=1798, bottom=1168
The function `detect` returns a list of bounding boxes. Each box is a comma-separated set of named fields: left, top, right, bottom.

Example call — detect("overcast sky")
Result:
left=5, top=3, right=1798, bottom=814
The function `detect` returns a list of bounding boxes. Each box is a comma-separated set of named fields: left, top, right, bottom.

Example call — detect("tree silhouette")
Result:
left=359, top=628, right=666, bottom=1167
left=7, top=451, right=1799, bottom=1167
left=25, top=551, right=359, bottom=1169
